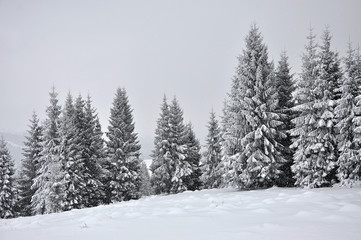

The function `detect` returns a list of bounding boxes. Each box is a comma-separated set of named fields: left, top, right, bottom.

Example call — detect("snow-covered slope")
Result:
left=1, top=187, right=361, bottom=240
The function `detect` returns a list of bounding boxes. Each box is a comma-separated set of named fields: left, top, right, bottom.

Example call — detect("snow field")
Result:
left=1, top=187, right=361, bottom=240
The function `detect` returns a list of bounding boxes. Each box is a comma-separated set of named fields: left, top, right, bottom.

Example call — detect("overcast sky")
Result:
left=1, top=0, right=361, bottom=158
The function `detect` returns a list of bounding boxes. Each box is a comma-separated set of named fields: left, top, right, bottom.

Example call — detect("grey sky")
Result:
left=1, top=0, right=361, bottom=158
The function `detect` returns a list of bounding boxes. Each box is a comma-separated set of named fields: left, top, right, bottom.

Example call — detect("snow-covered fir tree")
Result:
left=183, top=122, right=202, bottom=191
left=18, top=112, right=43, bottom=216
left=150, top=96, right=192, bottom=194
left=201, top=110, right=222, bottom=189
left=58, top=93, right=78, bottom=211
left=291, top=29, right=340, bottom=188
left=167, top=97, right=192, bottom=193
left=32, top=88, right=64, bottom=214
left=220, top=78, right=246, bottom=187
left=221, top=25, right=286, bottom=189
left=291, top=29, right=320, bottom=188
left=139, top=160, right=152, bottom=196
left=316, top=28, right=342, bottom=183
left=62, top=95, right=92, bottom=210
left=274, top=51, right=295, bottom=187
left=150, top=96, right=172, bottom=194
left=83, top=95, right=105, bottom=206
left=335, top=43, right=361, bottom=186
left=105, top=88, right=142, bottom=203
left=0, top=137, right=17, bottom=219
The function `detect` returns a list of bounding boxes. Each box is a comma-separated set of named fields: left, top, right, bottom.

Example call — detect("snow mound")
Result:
left=1, top=187, right=361, bottom=240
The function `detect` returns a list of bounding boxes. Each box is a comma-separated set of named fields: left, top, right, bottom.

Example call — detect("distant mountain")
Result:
left=0, top=132, right=25, bottom=173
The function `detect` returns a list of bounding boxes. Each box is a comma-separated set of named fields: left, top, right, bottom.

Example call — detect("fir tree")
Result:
left=62, top=95, right=89, bottom=210
left=335, top=43, right=361, bottom=186
left=315, top=28, right=342, bottom=184
left=83, top=95, right=105, bottom=206
left=0, top=137, right=17, bottom=219
left=275, top=51, right=295, bottom=187
left=58, top=93, right=78, bottom=211
left=139, top=160, right=152, bottom=196
left=150, top=96, right=193, bottom=194
left=32, top=88, right=64, bottom=215
left=291, top=29, right=319, bottom=188
left=291, top=28, right=339, bottom=188
left=105, top=88, right=141, bottom=203
left=201, top=110, right=222, bottom=189
left=183, top=122, right=202, bottom=191
left=221, top=25, right=286, bottom=189
left=150, top=96, right=172, bottom=194
left=18, top=112, right=43, bottom=216
left=168, top=97, right=192, bottom=193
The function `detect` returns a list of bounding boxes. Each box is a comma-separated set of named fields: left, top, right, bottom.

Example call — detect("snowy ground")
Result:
left=1, top=187, right=361, bottom=240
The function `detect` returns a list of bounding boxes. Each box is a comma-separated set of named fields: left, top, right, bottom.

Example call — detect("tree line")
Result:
left=1, top=24, right=361, bottom=219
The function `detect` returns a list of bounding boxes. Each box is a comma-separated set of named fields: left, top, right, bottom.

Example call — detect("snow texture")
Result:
left=1, top=187, right=361, bottom=240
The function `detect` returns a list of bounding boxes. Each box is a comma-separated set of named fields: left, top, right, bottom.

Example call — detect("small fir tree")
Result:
left=32, top=88, right=64, bottom=214
left=150, top=96, right=172, bottom=194
left=183, top=122, right=202, bottom=191
left=168, top=97, right=192, bottom=193
left=201, top=111, right=222, bottom=189
left=139, top=160, right=152, bottom=196
left=0, top=137, right=17, bottom=219
left=18, top=112, right=43, bottom=216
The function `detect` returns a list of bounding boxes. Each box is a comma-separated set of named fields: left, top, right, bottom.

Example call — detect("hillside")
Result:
left=1, top=187, right=361, bottom=240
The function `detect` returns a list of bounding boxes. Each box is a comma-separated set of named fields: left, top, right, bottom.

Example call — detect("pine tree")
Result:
left=18, top=112, right=43, bottom=216
left=150, top=96, right=172, bottom=194
left=168, top=97, right=192, bottom=193
left=105, top=88, right=141, bottom=203
left=139, top=160, right=152, bottom=196
left=201, top=110, right=222, bottom=189
left=0, top=137, right=17, bottom=218
left=183, top=122, right=202, bottom=191
left=221, top=25, right=286, bottom=189
left=32, top=88, right=64, bottom=214
left=275, top=51, right=295, bottom=187
left=336, top=43, right=361, bottom=186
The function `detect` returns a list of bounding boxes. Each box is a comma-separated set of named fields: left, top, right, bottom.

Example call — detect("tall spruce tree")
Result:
left=201, top=110, right=222, bottom=189
left=335, top=43, right=361, bottom=186
left=0, top=137, right=17, bottom=219
left=18, top=112, right=43, bottom=216
left=183, top=122, right=202, bottom=191
left=32, top=88, right=64, bottom=214
left=221, top=25, right=286, bottom=189
left=274, top=51, right=295, bottom=187
left=150, top=96, right=172, bottom=194
left=105, top=88, right=141, bottom=203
